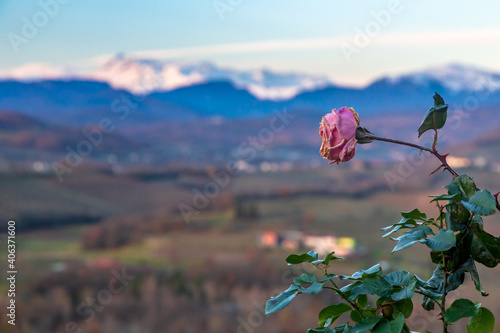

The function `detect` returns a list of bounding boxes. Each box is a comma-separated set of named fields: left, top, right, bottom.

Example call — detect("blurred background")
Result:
left=1, top=1, right=500, bottom=332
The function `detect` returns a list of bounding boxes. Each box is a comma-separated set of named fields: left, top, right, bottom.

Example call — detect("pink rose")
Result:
left=319, top=107, right=360, bottom=164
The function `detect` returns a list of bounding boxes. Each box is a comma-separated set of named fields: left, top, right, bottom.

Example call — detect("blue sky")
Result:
left=1, top=0, right=500, bottom=85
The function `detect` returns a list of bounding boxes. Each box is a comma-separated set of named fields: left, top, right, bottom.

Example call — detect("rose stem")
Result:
left=365, top=134, right=460, bottom=178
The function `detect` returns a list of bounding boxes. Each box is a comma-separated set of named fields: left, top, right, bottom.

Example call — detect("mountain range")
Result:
left=0, top=56, right=499, bottom=167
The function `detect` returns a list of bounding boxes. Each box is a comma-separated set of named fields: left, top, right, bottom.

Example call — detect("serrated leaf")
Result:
left=445, top=298, right=481, bottom=323
left=265, top=286, right=299, bottom=314
left=467, top=307, right=495, bottom=333
left=462, top=190, right=497, bottom=216
left=318, top=303, right=352, bottom=327
left=417, top=93, right=448, bottom=137
left=424, top=229, right=456, bottom=252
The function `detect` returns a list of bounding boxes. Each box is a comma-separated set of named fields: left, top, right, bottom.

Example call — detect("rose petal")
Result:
left=329, top=126, right=344, bottom=148
left=336, top=107, right=358, bottom=140
left=340, top=137, right=357, bottom=162
left=327, top=143, right=344, bottom=164
left=324, top=110, right=337, bottom=127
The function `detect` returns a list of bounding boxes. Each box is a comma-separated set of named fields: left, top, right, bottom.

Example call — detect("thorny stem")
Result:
left=436, top=202, right=448, bottom=332
left=441, top=255, right=449, bottom=333
left=433, top=129, right=439, bottom=152
left=365, top=134, right=460, bottom=179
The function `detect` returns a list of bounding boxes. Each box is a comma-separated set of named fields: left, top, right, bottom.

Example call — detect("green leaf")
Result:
left=462, top=258, right=488, bottom=296
left=265, top=286, right=299, bottom=314
left=445, top=298, right=481, bottom=323
left=446, top=202, right=470, bottom=231
left=336, top=324, right=351, bottom=333
left=350, top=309, right=363, bottom=323
left=318, top=303, right=352, bottom=327
left=286, top=250, right=318, bottom=264
left=307, top=329, right=336, bottom=333
left=434, top=92, right=445, bottom=105
left=381, top=218, right=418, bottom=238
left=401, top=208, right=427, bottom=220
left=447, top=174, right=477, bottom=200
left=317, top=251, right=343, bottom=265
left=462, top=190, right=497, bottom=216
left=430, top=192, right=462, bottom=203
left=320, top=274, right=338, bottom=283
left=349, top=276, right=393, bottom=300
left=465, top=222, right=500, bottom=267
left=389, top=313, right=405, bottom=333
left=467, top=307, right=495, bottom=333
left=350, top=316, right=384, bottom=333
left=294, top=273, right=317, bottom=284
left=447, top=268, right=465, bottom=292
left=385, top=271, right=417, bottom=301
left=424, top=229, right=456, bottom=252
left=391, top=225, right=434, bottom=253
left=371, top=319, right=390, bottom=333
left=393, top=299, right=413, bottom=318
left=417, top=265, right=445, bottom=310
left=356, top=294, right=368, bottom=308
left=417, top=93, right=448, bottom=137
left=340, top=264, right=382, bottom=280
left=340, top=281, right=362, bottom=300
left=430, top=238, right=469, bottom=271
left=298, top=282, right=323, bottom=294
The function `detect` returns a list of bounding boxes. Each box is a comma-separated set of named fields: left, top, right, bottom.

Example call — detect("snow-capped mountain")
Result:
left=0, top=55, right=333, bottom=101
left=2, top=57, right=500, bottom=101
left=387, top=63, right=500, bottom=93
left=0, top=62, right=74, bottom=81
left=89, top=54, right=333, bottom=100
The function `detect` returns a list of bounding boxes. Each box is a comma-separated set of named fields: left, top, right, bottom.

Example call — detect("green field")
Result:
left=1, top=165, right=500, bottom=332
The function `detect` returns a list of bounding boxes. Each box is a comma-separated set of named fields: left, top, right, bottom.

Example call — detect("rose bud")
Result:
left=319, top=107, right=360, bottom=164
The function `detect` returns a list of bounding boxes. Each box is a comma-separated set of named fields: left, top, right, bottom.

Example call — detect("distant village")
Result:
left=257, top=230, right=356, bottom=257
